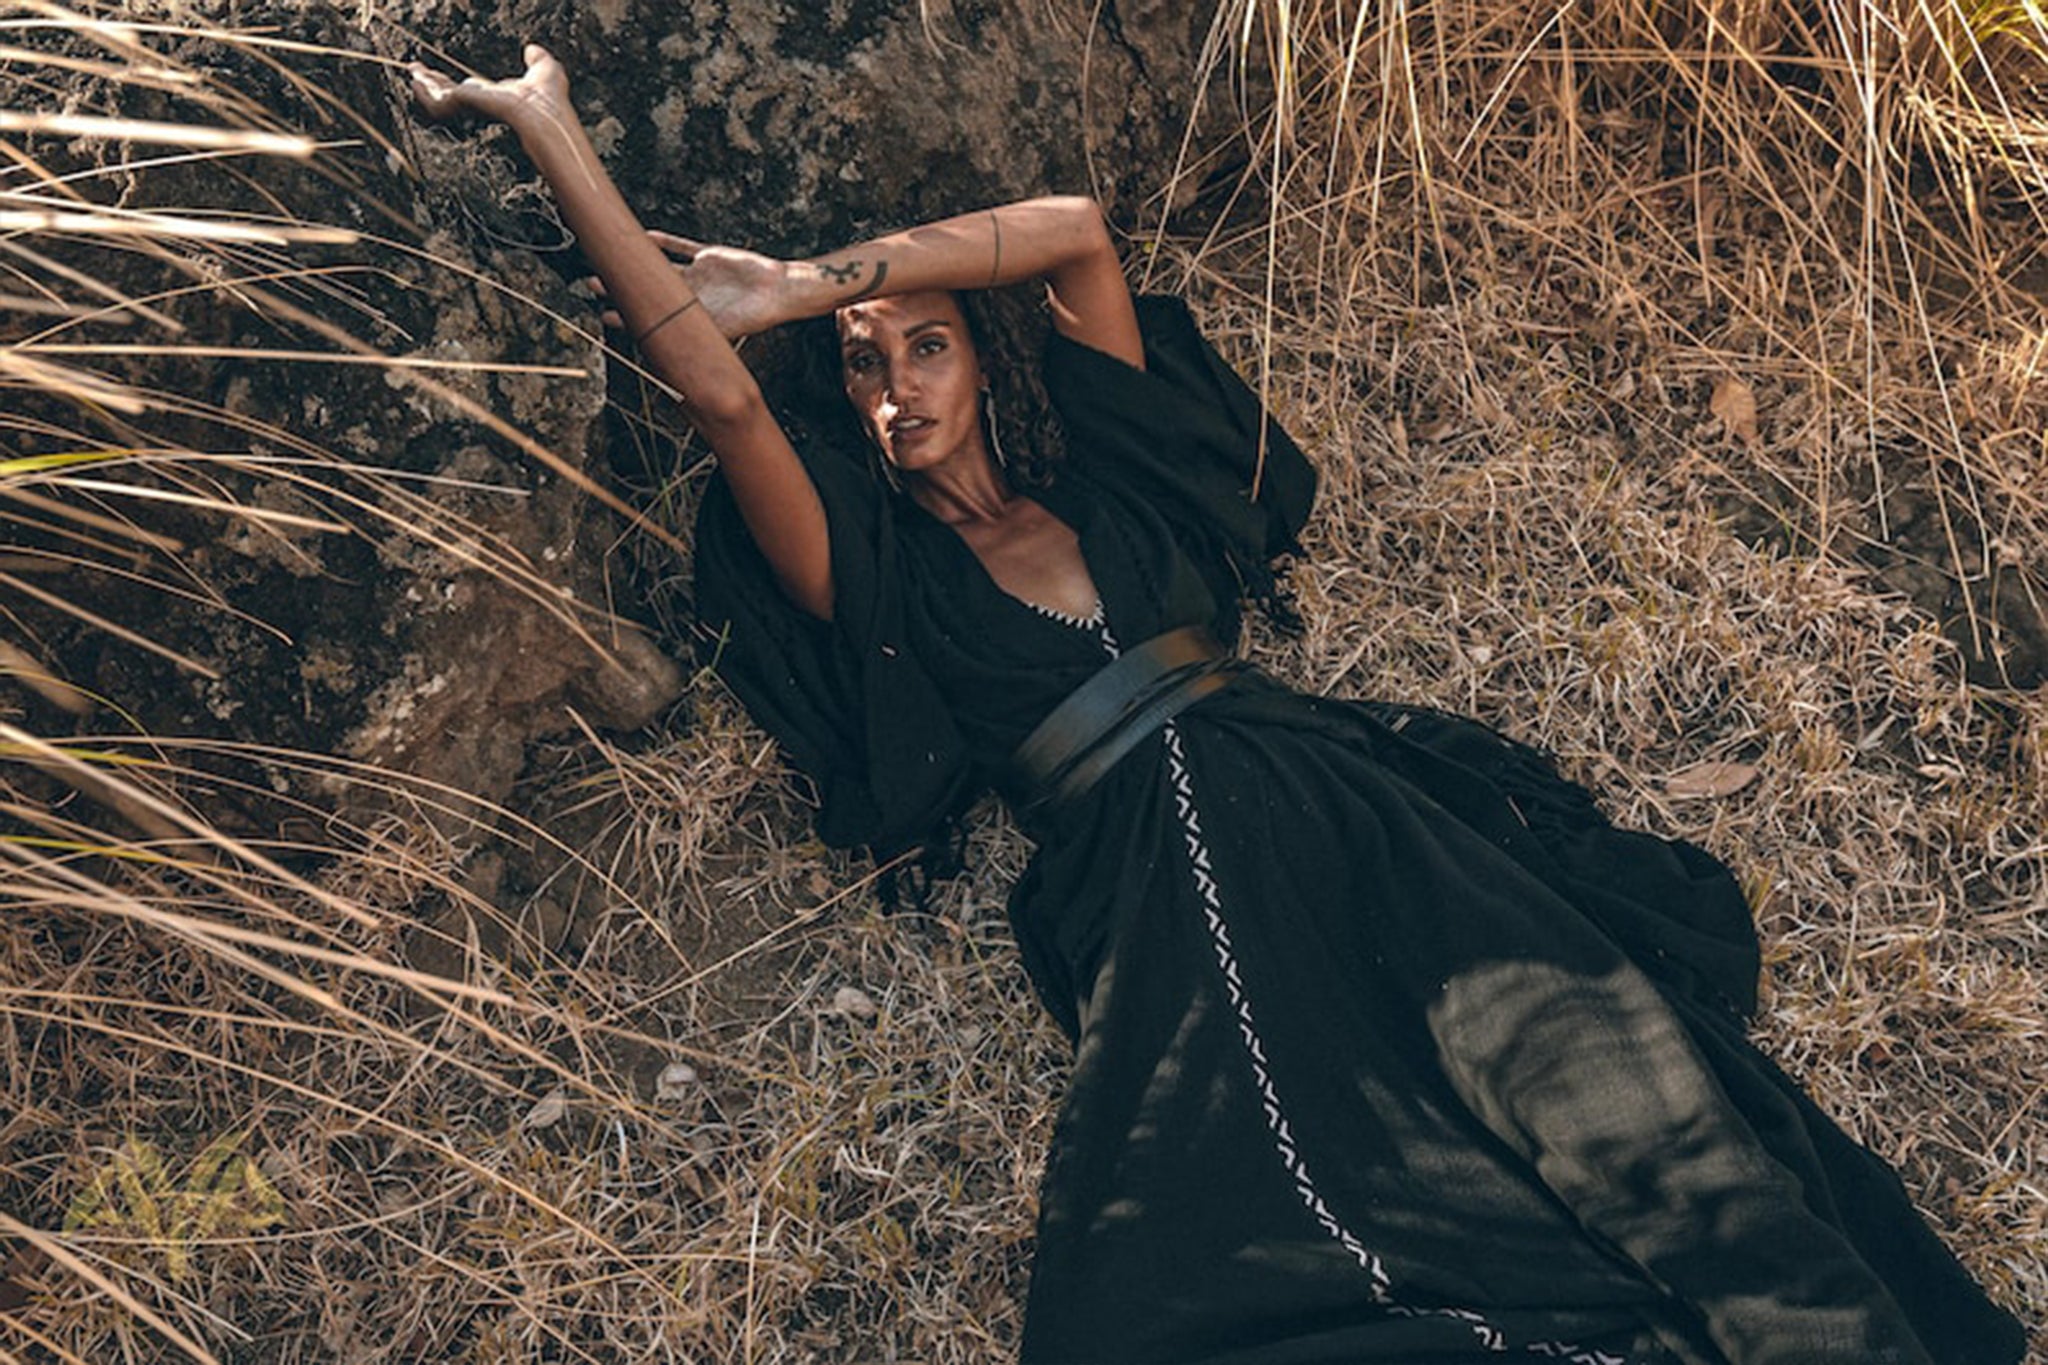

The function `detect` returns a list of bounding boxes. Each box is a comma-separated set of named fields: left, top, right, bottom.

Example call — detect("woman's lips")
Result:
left=889, top=416, right=936, bottom=447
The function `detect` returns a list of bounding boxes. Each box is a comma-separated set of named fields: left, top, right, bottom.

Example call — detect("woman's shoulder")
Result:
left=1038, top=290, right=1318, bottom=563
left=1044, top=293, right=1201, bottom=376
left=1042, top=293, right=1274, bottom=434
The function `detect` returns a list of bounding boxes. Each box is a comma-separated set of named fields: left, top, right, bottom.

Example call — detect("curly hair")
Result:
left=746, top=282, right=1069, bottom=490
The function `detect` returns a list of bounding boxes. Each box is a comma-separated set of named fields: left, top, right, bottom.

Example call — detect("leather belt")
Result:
left=1007, top=625, right=1253, bottom=814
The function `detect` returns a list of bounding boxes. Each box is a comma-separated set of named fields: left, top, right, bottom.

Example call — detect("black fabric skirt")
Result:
left=1007, top=690, right=2024, bottom=1365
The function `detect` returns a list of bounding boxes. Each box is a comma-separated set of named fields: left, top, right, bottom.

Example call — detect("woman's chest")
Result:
left=894, top=479, right=1227, bottom=744
left=947, top=497, right=1102, bottom=622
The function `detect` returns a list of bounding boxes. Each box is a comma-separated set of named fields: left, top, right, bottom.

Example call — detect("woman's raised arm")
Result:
left=788, top=198, right=1142, bottom=367
left=656, top=198, right=1144, bottom=371
left=412, top=46, right=836, bottom=619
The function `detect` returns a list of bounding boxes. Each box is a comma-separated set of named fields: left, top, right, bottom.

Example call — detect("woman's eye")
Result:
left=844, top=353, right=877, bottom=376
left=916, top=337, right=946, bottom=356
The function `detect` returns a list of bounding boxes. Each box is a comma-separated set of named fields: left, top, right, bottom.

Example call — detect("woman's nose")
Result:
left=882, top=363, right=917, bottom=403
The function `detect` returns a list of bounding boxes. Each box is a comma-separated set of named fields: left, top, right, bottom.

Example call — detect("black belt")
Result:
left=1007, top=625, right=1254, bottom=814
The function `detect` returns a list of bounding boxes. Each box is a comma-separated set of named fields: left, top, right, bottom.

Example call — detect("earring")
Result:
left=980, top=386, right=1010, bottom=472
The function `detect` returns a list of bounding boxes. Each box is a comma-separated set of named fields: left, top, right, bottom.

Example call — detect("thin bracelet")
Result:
left=635, top=296, right=701, bottom=344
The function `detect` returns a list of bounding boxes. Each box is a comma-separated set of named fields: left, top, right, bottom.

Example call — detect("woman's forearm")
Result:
left=776, top=197, right=1112, bottom=320
left=770, top=194, right=1142, bottom=365
left=511, top=117, right=758, bottom=419
left=411, top=49, right=833, bottom=616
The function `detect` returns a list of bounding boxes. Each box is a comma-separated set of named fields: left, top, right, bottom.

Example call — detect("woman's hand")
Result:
left=409, top=44, right=574, bottom=141
left=591, top=232, right=793, bottom=340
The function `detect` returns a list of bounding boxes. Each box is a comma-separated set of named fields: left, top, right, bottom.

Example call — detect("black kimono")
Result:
left=696, top=297, right=2024, bottom=1365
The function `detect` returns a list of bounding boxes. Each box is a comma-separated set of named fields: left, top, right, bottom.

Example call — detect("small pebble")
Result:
left=831, top=985, right=878, bottom=1021
left=655, top=1061, right=698, bottom=1102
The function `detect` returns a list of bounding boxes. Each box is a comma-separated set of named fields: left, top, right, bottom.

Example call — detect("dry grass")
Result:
left=3, top=0, right=2045, bottom=1362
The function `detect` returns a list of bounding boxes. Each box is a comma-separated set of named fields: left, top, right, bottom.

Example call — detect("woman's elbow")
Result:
left=1038, top=193, right=1105, bottom=220
left=782, top=572, right=834, bottom=622
left=1043, top=195, right=1112, bottom=253
left=685, top=374, right=770, bottom=435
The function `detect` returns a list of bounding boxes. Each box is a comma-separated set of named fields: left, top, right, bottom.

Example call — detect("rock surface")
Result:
left=427, top=0, right=1229, bottom=253
left=5, top=0, right=1227, bottom=856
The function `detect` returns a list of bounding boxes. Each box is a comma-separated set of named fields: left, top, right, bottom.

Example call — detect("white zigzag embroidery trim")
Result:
left=1071, top=624, right=1626, bottom=1363
left=1158, top=717, right=1640, bottom=1361
left=1025, top=596, right=1106, bottom=631
left=1156, top=723, right=1408, bottom=1299
left=1530, top=1343, right=1628, bottom=1365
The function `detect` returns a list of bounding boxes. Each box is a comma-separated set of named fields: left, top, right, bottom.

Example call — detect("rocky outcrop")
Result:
left=5, top=0, right=1232, bottom=850
left=442, top=0, right=1232, bottom=253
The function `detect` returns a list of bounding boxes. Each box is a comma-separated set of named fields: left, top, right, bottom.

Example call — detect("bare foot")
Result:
left=410, top=43, right=573, bottom=134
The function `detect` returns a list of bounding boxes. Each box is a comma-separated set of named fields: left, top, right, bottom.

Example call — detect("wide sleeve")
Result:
left=1043, top=294, right=1318, bottom=603
left=693, top=434, right=971, bottom=856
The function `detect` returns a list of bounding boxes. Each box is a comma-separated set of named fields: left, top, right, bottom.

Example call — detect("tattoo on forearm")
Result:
left=842, top=260, right=888, bottom=302
left=988, top=210, right=1002, bottom=288
left=817, top=257, right=890, bottom=302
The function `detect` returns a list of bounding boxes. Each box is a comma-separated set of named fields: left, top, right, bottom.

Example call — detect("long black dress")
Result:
left=695, top=297, right=2025, bottom=1365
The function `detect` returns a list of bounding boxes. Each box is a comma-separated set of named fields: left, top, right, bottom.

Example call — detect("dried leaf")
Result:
left=1663, top=761, right=1761, bottom=799
left=523, top=1086, right=568, bottom=1130
left=1710, top=375, right=1761, bottom=449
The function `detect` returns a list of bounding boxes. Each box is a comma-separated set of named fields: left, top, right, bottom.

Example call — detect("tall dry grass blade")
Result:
left=0, top=206, right=358, bottom=244
left=0, top=39, right=198, bottom=92
left=0, top=573, right=216, bottom=677
left=14, top=343, right=584, bottom=378
left=0, top=483, right=184, bottom=551
left=0, top=725, right=380, bottom=927
left=0, top=111, right=314, bottom=156
left=0, top=352, right=144, bottom=412
left=0, top=1210, right=220, bottom=1365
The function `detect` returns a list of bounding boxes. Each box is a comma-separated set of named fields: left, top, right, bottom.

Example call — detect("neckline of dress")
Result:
left=915, top=488, right=1109, bottom=633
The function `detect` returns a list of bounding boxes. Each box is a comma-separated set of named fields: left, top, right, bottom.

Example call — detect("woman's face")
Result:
left=837, top=291, right=988, bottom=480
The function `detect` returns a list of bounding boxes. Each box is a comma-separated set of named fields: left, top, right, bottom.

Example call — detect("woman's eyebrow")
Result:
left=842, top=319, right=950, bottom=354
